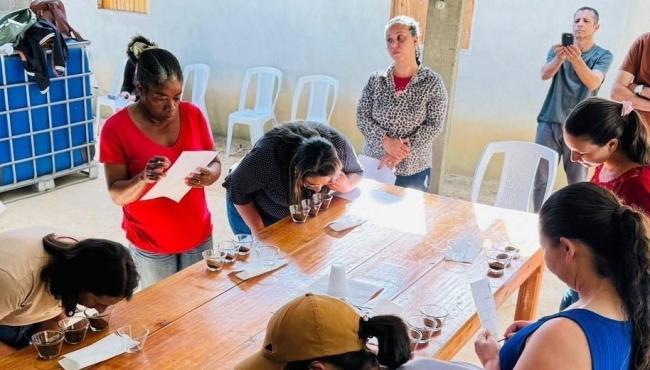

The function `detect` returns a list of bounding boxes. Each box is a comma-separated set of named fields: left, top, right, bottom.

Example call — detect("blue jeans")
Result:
left=0, top=323, right=37, bottom=349
left=559, top=288, right=580, bottom=310
left=226, top=196, right=275, bottom=235
left=130, top=237, right=213, bottom=289
left=395, top=168, right=431, bottom=192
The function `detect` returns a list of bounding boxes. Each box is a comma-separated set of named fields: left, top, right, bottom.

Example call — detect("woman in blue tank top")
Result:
left=472, top=182, right=649, bottom=370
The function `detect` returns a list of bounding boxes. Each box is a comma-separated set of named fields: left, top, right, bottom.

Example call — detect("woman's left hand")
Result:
left=185, top=166, right=218, bottom=188
left=474, top=329, right=500, bottom=369
left=328, top=173, right=354, bottom=193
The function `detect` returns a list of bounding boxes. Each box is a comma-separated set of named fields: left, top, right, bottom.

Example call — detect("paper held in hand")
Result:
left=141, top=150, right=217, bottom=203
left=470, top=278, right=499, bottom=335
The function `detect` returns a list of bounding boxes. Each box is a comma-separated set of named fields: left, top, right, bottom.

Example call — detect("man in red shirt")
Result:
left=611, top=33, right=650, bottom=127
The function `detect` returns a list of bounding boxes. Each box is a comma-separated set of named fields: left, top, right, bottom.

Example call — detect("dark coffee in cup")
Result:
left=488, top=261, right=506, bottom=277
left=36, top=340, right=63, bottom=359
left=88, top=316, right=109, bottom=331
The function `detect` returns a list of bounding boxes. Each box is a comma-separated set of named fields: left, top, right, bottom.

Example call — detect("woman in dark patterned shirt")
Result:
left=357, top=16, right=448, bottom=192
left=223, top=122, right=363, bottom=235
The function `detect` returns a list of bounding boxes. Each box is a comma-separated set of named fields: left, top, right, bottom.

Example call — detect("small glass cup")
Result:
left=202, top=249, right=226, bottom=271
left=58, top=317, right=89, bottom=344
left=420, top=304, right=449, bottom=337
left=31, top=330, right=64, bottom=360
left=84, top=307, right=114, bottom=332
left=233, top=234, right=254, bottom=256
left=289, top=200, right=310, bottom=223
left=486, top=250, right=511, bottom=278
left=309, top=194, right=323, bottom=216
left=406, top=314, right=433, bottom=344
left=218, top=241, right=238, bottom=264
left=407, top=327, right=423, bottom=351
left=116, top=324, right=150, bottom=353
left=257, top=245, right=280, bottom=266
left=321, top=192, right=334, bottom=209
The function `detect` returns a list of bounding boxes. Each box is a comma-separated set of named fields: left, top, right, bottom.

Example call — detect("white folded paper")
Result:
left=234, top=259, right=288, bottom=281
left=334, top=187, right=361, bottom=202
left=371, top=298, right=403, bottom=316
left=470, top=278, right=498, bottom=335
left=327, top=264, right=348, bottom=297
left=307, top=274, right=383, bottom=307
left=358, top=155, right=397, bottom=185
left=58, top=333, right=137, bottom=370
left=141, top=150, right=217, bottom=202
left=444, top=233, right=482, bottom=263
left=328, top=214, right=368, bottom=232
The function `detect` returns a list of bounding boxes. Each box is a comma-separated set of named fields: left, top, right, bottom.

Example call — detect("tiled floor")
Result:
left=0, top=135, right=564, bottom=365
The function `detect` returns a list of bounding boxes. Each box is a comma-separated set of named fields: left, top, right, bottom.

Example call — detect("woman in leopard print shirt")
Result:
left=357, top=16, right=448, bottom=191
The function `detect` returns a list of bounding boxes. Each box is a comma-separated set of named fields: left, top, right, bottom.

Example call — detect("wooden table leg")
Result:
left=514, top=262, right=544, bottom=321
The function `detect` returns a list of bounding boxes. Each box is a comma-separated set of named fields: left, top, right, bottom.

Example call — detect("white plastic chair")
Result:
left=182, top=63, right=210, bottom=130
left=290, top=74, right=338, bottom=125
left=94, top=58, right=129, bottom=130
left=226, top=66, right=282, bottom=156
left=471, top=141, right=559, bottom=212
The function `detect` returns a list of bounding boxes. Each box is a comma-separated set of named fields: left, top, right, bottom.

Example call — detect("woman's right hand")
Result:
left=382, top=136, right=410, bottom=160
left=141, top=155, right=171, bottom=183
left=503, top=320, right=533, bottom=339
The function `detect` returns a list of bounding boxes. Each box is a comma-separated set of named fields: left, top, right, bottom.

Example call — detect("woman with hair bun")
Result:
left=0, top=227, right=139, bottom=355
left=100, top=36, right=221, bottom=288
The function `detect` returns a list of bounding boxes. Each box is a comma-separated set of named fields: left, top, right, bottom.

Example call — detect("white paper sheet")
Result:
left=328, top=214, right=368, bottom=232
left=470, top=278, right=498, bottom=335
left=58, top=333, right=137, bottom=370
left=444, top=233, right=482, bottom=263
left=334, top=187, right=361, bottom=202
left=306, top=275, right=384, bottom=306
left=0, top=201, right=5, bottom=215
left=234, top=259, right=288, bottom=281
left=358, top=155, right=397, bottom=185
left=141, top=151, right=217, bottom=202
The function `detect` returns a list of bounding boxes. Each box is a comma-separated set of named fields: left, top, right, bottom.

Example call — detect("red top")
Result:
left=393, top=75, right=412, bottom=92
left=99, top=102, right=214, bottom=253
left=591, top=164, right=650, bottom=215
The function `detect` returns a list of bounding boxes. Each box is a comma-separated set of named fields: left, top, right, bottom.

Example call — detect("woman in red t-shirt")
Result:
left=99, top=37, right=221, bottom=289
left=563, top=97, right=650, bottom=215
left=560, top=97, right=650, bottom=310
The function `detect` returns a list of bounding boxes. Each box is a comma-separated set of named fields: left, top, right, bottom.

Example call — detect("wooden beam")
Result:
left=422, top=0, right=467, bottom=193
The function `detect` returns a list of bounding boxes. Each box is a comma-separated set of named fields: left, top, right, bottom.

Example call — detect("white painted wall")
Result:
left=63, top=0, right=393, bottom=148
left=58, top=0, right=647, bottom=180
left=448, top=0, right=649, bottom=177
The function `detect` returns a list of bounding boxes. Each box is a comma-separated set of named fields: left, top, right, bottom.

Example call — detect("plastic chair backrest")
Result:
left=108, top=58, right=128, bottom=98
left=182, top=63, right=209, bottom=106
left=471, top=141, right=559, bottom=212
left=290, top=75, right=338, bottom=124
left=238, top=66, right=282, bottom=112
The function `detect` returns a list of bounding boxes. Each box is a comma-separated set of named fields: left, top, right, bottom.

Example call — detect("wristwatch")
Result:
left=635, top=84, right=645, bottom=96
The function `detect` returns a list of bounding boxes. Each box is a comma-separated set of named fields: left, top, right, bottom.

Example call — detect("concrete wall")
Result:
left=59, top=0, right=648, bottom=181
left=447, top=0, right=648, bottom=179
left=63, top=0, right=393, bottom=149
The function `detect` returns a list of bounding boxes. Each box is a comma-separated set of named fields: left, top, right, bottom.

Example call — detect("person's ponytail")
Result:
left=612, top=208, right=650, bottom=369
left=620, top=110, right=650, bottom=165
left=358, top=316, right=411, bottom=369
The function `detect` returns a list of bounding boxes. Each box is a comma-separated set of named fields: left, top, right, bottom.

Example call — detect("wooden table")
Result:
left=0, top=179, right=544, bottom=369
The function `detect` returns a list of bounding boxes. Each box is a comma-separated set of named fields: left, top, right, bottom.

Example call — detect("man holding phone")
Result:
left=533, top=6, right=613, bottom=211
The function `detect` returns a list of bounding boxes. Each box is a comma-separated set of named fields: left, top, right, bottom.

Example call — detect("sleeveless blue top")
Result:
left=499, top=309, right=632, bottom=370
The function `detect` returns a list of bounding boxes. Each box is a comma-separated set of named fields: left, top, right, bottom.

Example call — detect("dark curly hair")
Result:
left=40, top=235, right=139, bottom=315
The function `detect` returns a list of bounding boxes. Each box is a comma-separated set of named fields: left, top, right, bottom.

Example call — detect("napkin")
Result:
left=328, top=214, right=368, bottom=232
left=444, top=233, right=481, bottom=263
left=58, top=333, right=137, bottom=370
left=307, top=275, right=383, bottom=307
left=234, top=259, right=288, bottom=281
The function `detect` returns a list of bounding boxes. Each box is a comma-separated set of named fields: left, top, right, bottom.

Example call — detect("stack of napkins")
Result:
left=328, top=214, right=368, bottom=232
left=58, top=333, right=138, bottom=370
left=444, top=233, right=481, bottom=263
left=234, top=259, right=288, bottom=281
left=307, top=275, right=383, bottom=307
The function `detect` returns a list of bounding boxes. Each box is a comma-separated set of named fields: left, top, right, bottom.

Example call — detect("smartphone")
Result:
left=562, top=33, right=574, bottom=46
